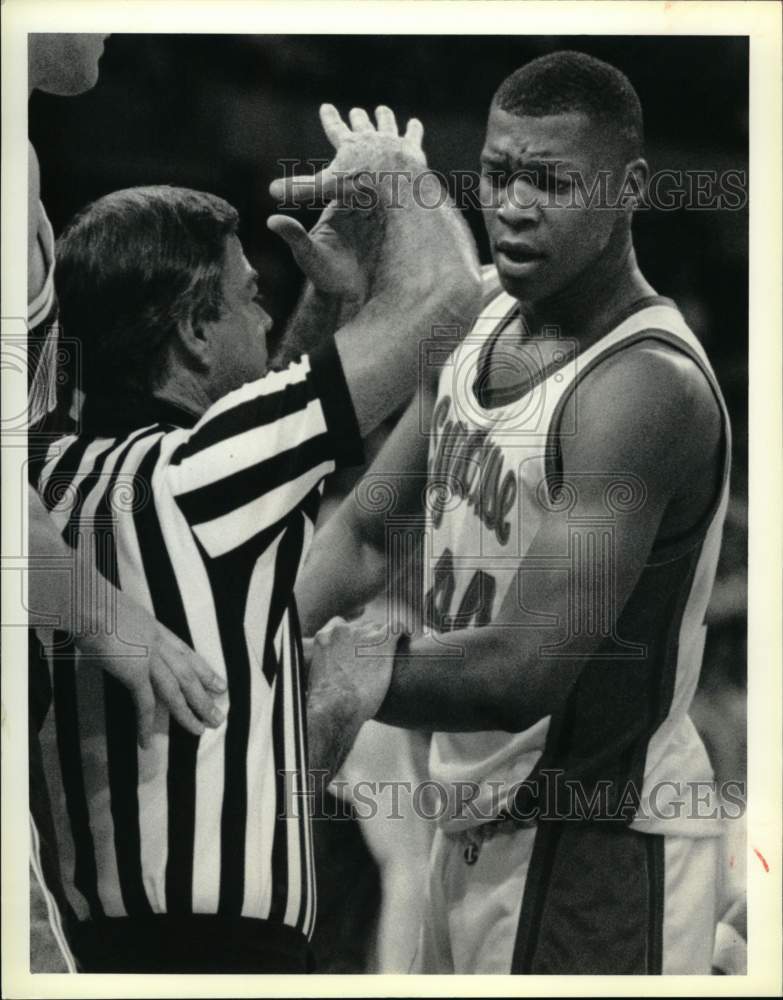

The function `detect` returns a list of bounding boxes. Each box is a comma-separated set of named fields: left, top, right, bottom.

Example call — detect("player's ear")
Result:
left=619, top=157, right=649, bottom=212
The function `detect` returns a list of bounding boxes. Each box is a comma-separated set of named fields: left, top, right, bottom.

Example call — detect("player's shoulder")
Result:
left=570, top=334, right=722, bottom=469
left=590, top=335, right=716, bottom=417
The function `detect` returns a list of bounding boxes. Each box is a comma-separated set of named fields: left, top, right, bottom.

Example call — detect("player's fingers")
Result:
left=319, top=103, right=352, bottom=148
left=314, top=616, right=348, bottom=647
left=348, top=107, right=374, bottom=132
left=404, top=117, right=424, bottom=149
left=267, top=213, right=310, bottom=248
left=133, top=679, right=157, bottom=750
left=269, top=169, right=340, bottom=205
left=375, top=105, right=398, bottom=135
left=266, top=215, right=323, bottom=277
left=160, top=630, right=226, bottom=694
left=151, top=667, right=208, bottom=737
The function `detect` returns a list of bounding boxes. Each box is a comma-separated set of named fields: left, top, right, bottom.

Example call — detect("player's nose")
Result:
left=497, top=176, right=543, bottom=228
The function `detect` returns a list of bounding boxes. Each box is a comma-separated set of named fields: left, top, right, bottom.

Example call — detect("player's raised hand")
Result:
left=269, top=103, right=426, bottom=207
left=267, top=198, right=383, bottom=300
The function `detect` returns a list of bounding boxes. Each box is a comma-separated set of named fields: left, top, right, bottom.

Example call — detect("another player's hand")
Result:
left=75, top=590, right=226, bottom=748
left=305, top=616, right=397, bottom=776
left=307, top=616, right=393, bottom=721
left=268, top=103, right=426, bottom=207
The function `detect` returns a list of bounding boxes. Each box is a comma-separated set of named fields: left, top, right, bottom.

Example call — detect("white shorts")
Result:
left=415, top=820, right=721, bottom=974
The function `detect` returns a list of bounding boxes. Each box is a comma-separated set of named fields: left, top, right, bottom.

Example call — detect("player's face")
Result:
left=29, top=34, right=110, bottom=96
left=206, top=235, right=273, bottom=395
left=480, top=107, right=626, bottom=303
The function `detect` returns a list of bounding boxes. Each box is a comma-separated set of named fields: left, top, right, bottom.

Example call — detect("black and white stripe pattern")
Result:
left=35, top=347, right=362, bottom=940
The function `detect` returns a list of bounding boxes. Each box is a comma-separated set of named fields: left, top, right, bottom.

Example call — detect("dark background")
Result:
left=29, top=33, right=749, bottom=525
left=30, top=34, right=748, bottom=971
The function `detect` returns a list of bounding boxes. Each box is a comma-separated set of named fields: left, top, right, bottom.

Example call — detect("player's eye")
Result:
left=545, top=170, right=570, bottom=196
left=481, top=164, right=508, bottom=189
left=521, top=167, right=570, bottom=196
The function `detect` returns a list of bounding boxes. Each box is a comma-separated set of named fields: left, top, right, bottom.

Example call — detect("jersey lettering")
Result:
left=429, top=395, right=517, bottom=546
left=424, top=547, right=497, bottom=633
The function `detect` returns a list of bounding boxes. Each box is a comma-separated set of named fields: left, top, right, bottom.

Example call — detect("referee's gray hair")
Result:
left=55, top=184, right=239, bottom=405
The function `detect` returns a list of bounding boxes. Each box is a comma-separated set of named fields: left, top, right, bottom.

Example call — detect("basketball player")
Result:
left=27, top=34, right=226, bottom=972
left=295, top=51, right=733, bottom=974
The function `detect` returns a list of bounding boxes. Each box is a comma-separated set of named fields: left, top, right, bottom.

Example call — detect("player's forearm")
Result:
left=274, top=283, right=361, bottom=368
left=28, top=486, right=83, bottom=634
left=376, top=625, right=583, bottom=733
left=372, top=170, right=477, bottom=299
left=336, top=171, right=480, bottom=436
left=296, top=514, right=387, bottom=636
left=29, top=487, right=130, bottom=640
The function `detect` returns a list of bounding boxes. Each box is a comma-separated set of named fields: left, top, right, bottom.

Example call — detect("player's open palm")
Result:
left=268, top=104, right=425, bottom=300
left=268, top=198, right=381, bottom=302
left=75, top=589, right=226, bottom=748
left=269, top=103, right=427, bottom=206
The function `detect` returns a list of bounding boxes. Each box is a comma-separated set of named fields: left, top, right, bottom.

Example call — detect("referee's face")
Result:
left=480, top=107, right=628, bottom=304
left=205, top=235, right=273, bottom=397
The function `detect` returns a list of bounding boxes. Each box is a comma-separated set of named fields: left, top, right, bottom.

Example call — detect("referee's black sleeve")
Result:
left=167, top=343, right=363, bottom=558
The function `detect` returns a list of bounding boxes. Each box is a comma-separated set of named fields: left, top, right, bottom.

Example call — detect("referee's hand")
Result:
left=75, top=590, right=226, bottom=748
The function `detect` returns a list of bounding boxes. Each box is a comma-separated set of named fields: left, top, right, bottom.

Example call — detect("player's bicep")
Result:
left=494, top=350, right=689, bottom=650
left=545, top=348, right=689, bottom=615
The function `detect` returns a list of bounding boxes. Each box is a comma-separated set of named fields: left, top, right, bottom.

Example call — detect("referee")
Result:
left=33, top=107, right=480, bottom=972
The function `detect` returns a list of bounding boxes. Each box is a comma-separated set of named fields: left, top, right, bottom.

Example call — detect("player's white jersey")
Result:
left=425, top=267, right=731, bottom=836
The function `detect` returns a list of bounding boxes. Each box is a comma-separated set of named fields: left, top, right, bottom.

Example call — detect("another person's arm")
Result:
left=28, top=487, right=226, bottom=746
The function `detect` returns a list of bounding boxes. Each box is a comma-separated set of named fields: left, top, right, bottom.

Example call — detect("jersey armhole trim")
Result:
left=544, top=329, right=730, bottom=564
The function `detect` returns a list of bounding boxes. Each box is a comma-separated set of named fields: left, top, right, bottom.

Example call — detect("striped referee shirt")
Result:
left=35, top=341, right=363, bottom=945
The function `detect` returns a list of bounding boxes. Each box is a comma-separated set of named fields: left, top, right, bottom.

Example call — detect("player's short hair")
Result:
left=493, top=51, right=644, bottom=161
left=56, top=185, right=239, bottom=403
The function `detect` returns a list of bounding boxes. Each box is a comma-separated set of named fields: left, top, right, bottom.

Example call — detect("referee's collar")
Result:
left=81, top=393, right=200, bottom=436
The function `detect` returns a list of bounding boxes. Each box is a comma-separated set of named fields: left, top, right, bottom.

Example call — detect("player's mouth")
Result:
left=494, top=240, right=547, bottom=276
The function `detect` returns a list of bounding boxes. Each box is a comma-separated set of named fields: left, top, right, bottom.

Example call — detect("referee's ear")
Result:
left=172, top=317, right=211, bottom=373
